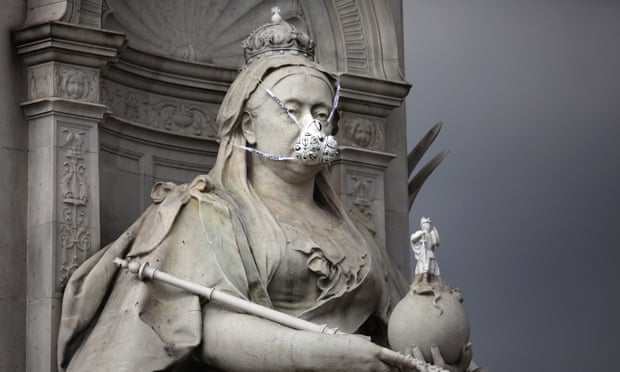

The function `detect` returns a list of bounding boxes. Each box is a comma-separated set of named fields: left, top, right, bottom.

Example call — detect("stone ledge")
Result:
left=21, top=98, right=107, bottom=120
left=14, top=21, right=126, bottom=67
left=334, top=145, right=396, bottom=170
left=105, top=47, right=238, bottom=103
left=101, top=115, right=219, bottom=155
left=337, top=72, right=411, bottom=117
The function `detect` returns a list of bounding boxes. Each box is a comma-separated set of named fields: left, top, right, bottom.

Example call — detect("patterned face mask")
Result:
left=293, top=119, right=339, bottom=164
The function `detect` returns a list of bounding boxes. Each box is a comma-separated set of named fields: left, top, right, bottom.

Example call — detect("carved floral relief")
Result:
left=29, top=63, right=53, bottom=99
left=57, top=127, right=92, bottom=289
left=101, top=81, right=218, bottom=138
left=27, top=63, right=99, bottom=102
left=346, top=173, right=377, bottom=234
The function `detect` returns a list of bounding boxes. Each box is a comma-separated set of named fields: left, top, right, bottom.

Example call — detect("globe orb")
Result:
left=388, top=288, right=470, bottom=365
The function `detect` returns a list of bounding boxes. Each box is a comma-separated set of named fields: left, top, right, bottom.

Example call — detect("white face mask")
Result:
left=293, top=119, right=339, bottom=164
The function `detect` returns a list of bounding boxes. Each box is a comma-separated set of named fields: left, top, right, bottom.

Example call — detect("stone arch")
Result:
left=63, top=0, right=104, bottom=28
left=42, top=0, right=401, bottom=78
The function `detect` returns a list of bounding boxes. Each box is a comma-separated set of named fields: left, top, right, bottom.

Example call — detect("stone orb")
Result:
left=388, top=289, right=470, bottom=365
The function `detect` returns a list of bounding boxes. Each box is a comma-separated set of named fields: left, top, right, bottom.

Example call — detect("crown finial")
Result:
left=271, top=7, right=282, bottom=23
left=241, top=8, right=316, bottom=65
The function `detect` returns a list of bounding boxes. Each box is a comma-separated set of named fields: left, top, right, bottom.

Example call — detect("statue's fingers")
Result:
left=430, top=345, right=447, bottom=367
left=411, top=344, right=426, bottom=362
left=404, top=346, right=414, bottom=357
left=458, top=342, right=473, bottom=370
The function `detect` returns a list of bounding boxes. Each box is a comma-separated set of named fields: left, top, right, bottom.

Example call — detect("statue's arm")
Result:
left=200, top=304, right=396, bottom=372
left=410, top=230, right=424, bottom=244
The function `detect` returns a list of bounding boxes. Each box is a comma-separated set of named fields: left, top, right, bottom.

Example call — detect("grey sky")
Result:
left=404, top=1, right=620, bottom=370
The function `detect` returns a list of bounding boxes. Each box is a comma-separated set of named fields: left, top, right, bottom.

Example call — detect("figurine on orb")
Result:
left=410, top=216, right=447, bottom=297
left=411, top=216, right=441, bottom=287
left=389, top=217, right=476, bottom=370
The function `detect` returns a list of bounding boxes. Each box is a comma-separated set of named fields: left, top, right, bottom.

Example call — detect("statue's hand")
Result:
left=409, top=343, right=473, bottom=372
left=319, top=334, right=400, bottom=372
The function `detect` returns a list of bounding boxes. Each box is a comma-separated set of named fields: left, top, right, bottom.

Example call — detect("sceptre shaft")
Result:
left=113, top=258, right=447, bottom=372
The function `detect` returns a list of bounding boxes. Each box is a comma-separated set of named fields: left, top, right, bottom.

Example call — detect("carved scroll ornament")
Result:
left=58, top=128, right=92, bottom=288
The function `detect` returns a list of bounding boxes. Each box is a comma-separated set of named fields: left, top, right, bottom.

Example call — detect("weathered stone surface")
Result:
left=0, top=1, right=28, bottom=370
left=0, top=298, right=26, bottom=371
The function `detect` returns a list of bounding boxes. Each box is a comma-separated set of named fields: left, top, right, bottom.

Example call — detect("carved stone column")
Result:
left=330, top=73, right=411, bottom=265
left=14, top=22, right=125, bottom=372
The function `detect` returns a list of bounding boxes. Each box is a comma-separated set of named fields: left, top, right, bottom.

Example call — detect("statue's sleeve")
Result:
left=57, top=205, right=152, bottom=371
left=58, top=182, right=257, bottom=372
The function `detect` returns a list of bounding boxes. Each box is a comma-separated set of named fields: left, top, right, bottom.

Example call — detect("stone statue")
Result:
left=411, top=216, right=441, bottom=283
left=57, top=8, right=478, bottom=372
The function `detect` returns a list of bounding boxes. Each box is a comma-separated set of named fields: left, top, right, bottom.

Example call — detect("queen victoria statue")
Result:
left=57, top=9, right=477, bottom=372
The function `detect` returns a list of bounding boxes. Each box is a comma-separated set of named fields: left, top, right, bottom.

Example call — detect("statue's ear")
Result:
left=241, top=112, right=256, bottom=145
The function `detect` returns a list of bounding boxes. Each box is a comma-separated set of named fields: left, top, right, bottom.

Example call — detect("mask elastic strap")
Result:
left=215, top=138, right=295, bottom=161
left=250, top=70, right=340, bottom=128
left=327, top=82, right=341, bottom=124
left=235, top=144, right=297, bottom=161
left=252, top=76, right=302, bottom=128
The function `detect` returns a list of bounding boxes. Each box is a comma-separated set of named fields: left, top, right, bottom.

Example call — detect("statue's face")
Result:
left=245, top=70, right=334, bottom=180
left=353, top=122, right=372, bottom=147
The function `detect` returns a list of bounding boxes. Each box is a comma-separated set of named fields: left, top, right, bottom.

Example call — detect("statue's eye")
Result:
left=285, top=104, right=300, bottom=116
left=313, top=109, right=329, bottom=121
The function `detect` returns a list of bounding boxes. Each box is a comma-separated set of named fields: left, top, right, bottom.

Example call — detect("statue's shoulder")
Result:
left=128, top=175, right=230, bottom=256
left=150, top=174, right=214, bottom=204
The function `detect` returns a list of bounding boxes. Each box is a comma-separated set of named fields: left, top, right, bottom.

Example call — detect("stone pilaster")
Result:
left=14, top=22, right=125, bottom=372
left=331, top=72, right=411, bottom=265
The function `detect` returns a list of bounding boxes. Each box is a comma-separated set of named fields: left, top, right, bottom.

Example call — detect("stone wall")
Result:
left=0, top=1, right=27, bottom=371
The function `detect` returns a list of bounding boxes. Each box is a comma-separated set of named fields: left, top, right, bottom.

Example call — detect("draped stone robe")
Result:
left=57, top=175, right=407, bottom=372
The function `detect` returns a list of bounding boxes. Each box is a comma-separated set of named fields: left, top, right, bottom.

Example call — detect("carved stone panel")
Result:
left=346, top=172, right=377, bottom=231
left=101, top=80, right=219, bottom=138
left=56, top=123, right=96, bottom=289
left=329, top=146, right=394, bottom=251
left=28, top=62, right=99, bottom=102
left=56, top=64, right=99, bottom=101
left=339, top=113, right=385, bottom=151
left=28, top=63, right=53, bottom=99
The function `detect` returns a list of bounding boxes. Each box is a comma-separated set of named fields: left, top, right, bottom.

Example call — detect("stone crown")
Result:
left=241, top=7, right=316, bottom=65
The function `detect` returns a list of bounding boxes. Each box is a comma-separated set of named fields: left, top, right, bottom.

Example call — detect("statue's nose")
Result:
left=298, top=110, right=314, bottom=124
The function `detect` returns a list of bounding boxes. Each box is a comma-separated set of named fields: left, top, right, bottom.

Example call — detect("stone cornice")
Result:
left=338, top=72, right=411, bottom=117
left=101, top=115, right=219, bottom=155
left=334, top=145, right=396, bottom=170
left=105, top=47, right=237, bottom=103
left=21, top=98, right=107, bottom=120
left=14, top=21, right=126, bottom=67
